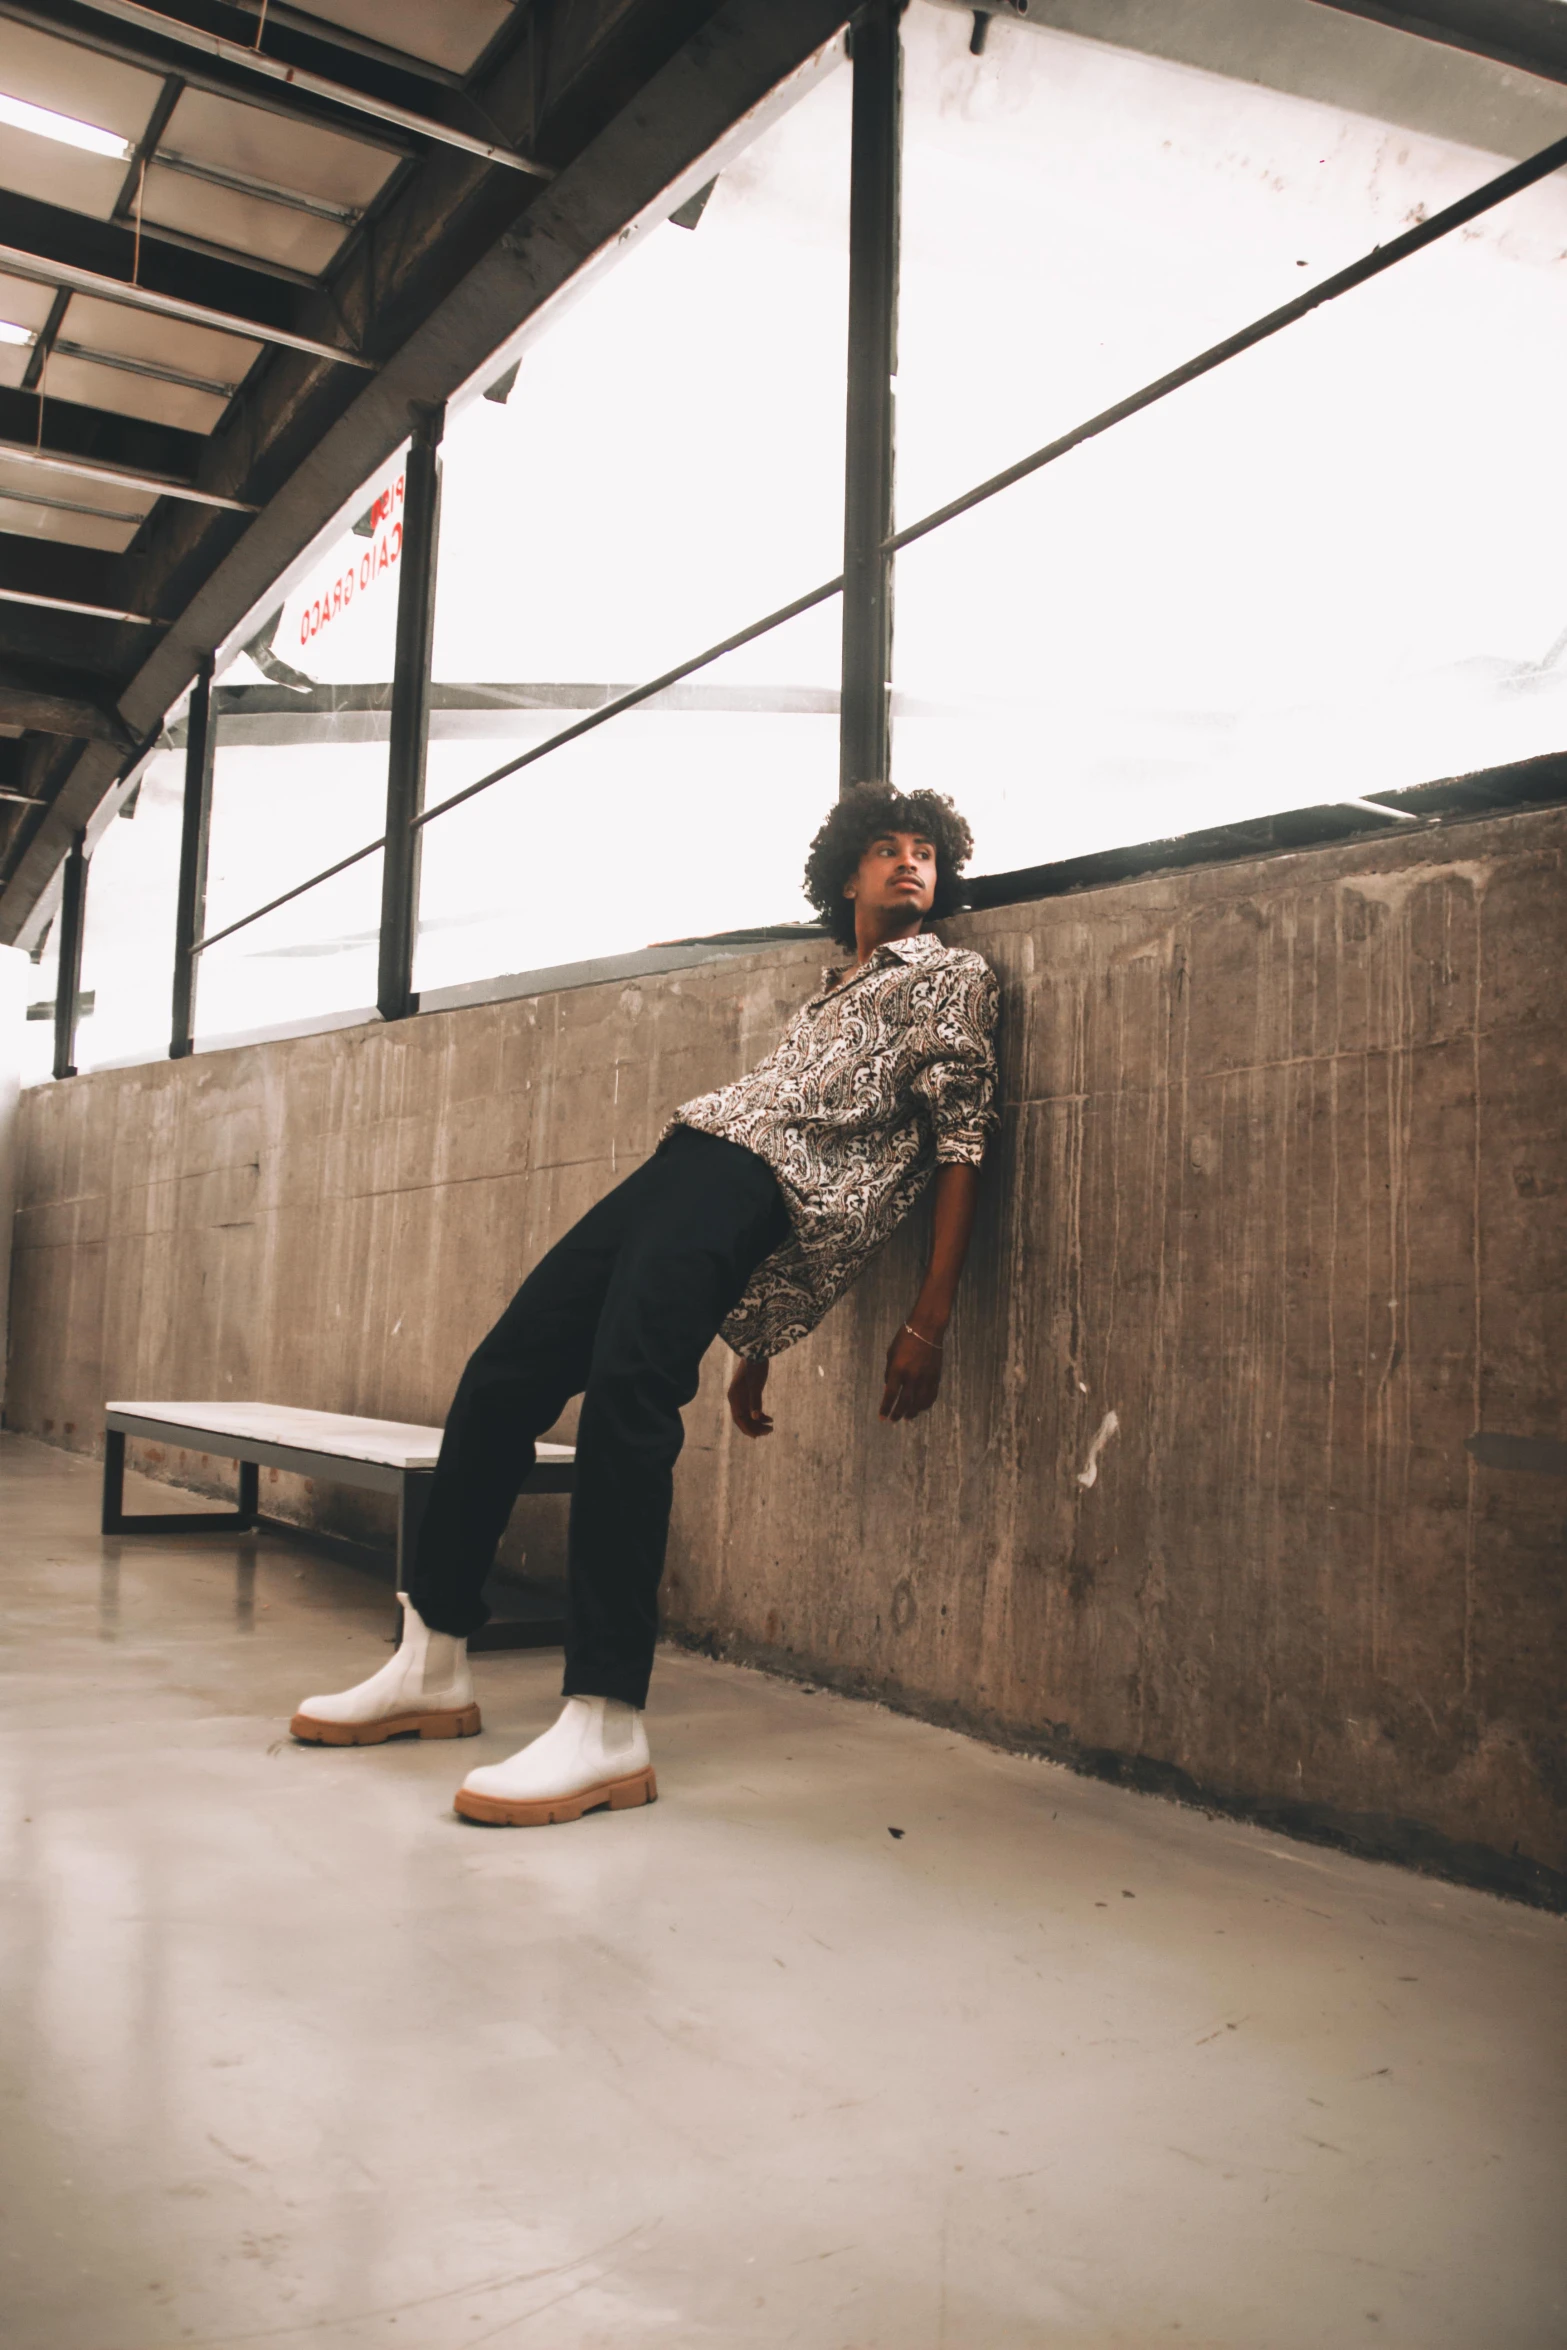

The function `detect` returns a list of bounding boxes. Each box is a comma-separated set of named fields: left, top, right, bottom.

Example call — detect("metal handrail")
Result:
left=189, top=126, right=1567, bottom=962
left=192, top=572, right=847, bottom=957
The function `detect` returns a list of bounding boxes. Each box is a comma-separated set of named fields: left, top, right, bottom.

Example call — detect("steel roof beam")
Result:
left=51, top=68, right=187, bottom=406
left=0, top=480, right=146, bottom=526
left=59, top=0, right=553, bottom=175
left=1, top=239, right=373, bottom=366
left=0, top=383, right=206, bottom=480
left=0, top=0, right=415, bottom=157
left=117, top=217, right=327, bottom=291
left=0, top=204, right=373, bottom=370
left=0, top=437, right=255, bottom=513
left=209, top=0, right=470, bottom=90
left=0, top=189, right=371, bottom=356
left=0, top=586, right=155, bottom=624
left=19, top=288, right=70, bottom=399
left=0, top=536, right=161, bottom=641
left=112, top=72, right=185, bottom=219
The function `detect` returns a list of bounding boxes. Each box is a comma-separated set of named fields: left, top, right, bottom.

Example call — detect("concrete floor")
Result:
left=2, top=1432, right=1564, bottom=2350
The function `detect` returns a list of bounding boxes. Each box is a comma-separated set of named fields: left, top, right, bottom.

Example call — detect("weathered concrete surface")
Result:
left=7, top=808, right=1566, bottom=1900
left=7, top=1430, right=1566, bottom=2350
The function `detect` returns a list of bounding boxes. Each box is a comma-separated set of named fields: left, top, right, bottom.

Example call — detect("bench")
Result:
left=102, top=1401, right=575, bottom=1653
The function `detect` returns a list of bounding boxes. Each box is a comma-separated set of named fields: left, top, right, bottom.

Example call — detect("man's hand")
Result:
left=880, top=1322, right=944, bottom=1423
left=879, top=1165, right=978, bottom=1423
left=727, top=1355, right=774, bottom=1438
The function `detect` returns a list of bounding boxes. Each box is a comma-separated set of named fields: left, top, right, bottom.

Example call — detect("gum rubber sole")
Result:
left=453, top=1765, right=658, bottom=1827
left=290, top=1703, right=482, bottom=1746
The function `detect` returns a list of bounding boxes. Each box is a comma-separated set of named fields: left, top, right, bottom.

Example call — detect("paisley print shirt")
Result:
left=667, top=931, right=1000, bottom=1359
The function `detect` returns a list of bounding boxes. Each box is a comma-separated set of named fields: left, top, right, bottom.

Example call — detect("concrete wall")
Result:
left=8, top=807, right=1565, bottom=1903
left=0, top=944, right=25, bottom=1415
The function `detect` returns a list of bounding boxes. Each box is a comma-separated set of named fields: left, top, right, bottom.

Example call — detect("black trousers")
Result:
left=405, top=1127, right=789, bottom=1707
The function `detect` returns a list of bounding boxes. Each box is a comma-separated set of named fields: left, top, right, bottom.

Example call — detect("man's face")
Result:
left=846, top=830, right=937, bottom=926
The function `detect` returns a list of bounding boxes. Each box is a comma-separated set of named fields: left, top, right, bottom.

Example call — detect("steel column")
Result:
left=170, top=656, right=215, bottom=1058
left=377, top=404, right=444, bottom=1022
left=839, top=0, right=902, bottom=796
left=51, top=828, right=87, bottom=1080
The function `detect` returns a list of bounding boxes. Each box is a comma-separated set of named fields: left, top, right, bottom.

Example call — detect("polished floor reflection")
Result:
left=3, top=1431, right=1563, bottom=2350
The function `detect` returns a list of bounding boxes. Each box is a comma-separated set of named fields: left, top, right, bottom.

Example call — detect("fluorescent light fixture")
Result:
left=0, top=91, right=133, bottom=161
left=0, top=318, right=37, bottom=346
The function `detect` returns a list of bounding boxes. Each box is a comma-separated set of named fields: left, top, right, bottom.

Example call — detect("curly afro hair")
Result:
left=802, top=783, right=975, bottom=951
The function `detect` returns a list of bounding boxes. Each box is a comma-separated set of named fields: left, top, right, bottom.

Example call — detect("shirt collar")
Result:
left=818, top=929, right=945, bottom=994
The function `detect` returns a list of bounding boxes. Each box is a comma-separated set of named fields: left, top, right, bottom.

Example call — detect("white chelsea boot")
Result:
left=454, top=1695, right=655, bottom=1826
left=291, top=1595, right=480, bottom=1746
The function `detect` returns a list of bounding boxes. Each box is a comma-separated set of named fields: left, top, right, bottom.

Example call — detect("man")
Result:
left=290, top=783, right=1000, bottom=1826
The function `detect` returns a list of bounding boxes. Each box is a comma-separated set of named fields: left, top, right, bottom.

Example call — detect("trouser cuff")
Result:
left=404, top=1586, right=491, bottom=1639
left=562, top=1667, right=650, bottom=1709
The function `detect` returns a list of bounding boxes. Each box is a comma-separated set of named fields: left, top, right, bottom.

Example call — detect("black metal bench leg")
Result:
left=397, top=1471, right=432, bottom=1589
left=102, top=1428, right=127, bottom=1535
left=99, top=1428, right=265, bottom=1535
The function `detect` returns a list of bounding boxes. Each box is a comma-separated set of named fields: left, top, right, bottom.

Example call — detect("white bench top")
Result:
left=107, top=1401, right=575, bottom=1475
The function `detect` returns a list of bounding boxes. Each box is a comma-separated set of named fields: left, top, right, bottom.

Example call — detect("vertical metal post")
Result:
left=52, top=829, right=87, bottom=1081
left=378, top=403, right=445, bottom=1022
left=839, top=0, right=902, bottom=795
left=101, top=1425, right=127, bottom=1533
left=396, top=1469, right=433, bottom=1598
left=171, top=655, right=215, bottom=1058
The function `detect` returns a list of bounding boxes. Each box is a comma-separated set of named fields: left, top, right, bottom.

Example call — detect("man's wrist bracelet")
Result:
left=903, top=1319, right=945, bottom=1352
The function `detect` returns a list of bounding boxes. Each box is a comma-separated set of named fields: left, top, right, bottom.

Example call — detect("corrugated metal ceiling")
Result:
left=0, top=12, right=401, bottom=454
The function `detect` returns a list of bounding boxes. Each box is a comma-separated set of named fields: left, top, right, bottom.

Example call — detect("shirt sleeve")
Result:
left=909, top=957, right=1001, bottom=1166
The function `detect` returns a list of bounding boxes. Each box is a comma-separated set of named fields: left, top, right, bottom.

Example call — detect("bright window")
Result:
left=891, top=4, right=1567, bottom=873
left=76, top=750, right=183, bottom=1072
left=415, top=57, right=850, bottom=993
left=193, top=449, right=405, bottom=1042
